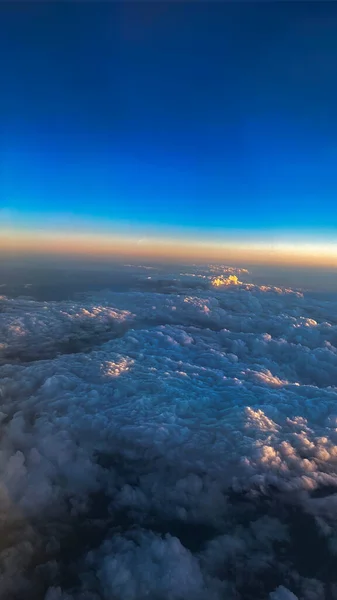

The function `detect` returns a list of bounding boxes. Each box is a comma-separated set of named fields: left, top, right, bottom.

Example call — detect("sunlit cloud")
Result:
left=212, top=275, right=241, bottom=286
left=101, top=358, right=134, bottom=378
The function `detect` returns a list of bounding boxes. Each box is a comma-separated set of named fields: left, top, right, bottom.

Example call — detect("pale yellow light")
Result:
left=1, top=226, right=337, bottom=268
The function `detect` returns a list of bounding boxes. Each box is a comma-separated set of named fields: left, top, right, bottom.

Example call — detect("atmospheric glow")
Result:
left=1, top=223, right=337, bottom=267
left=1, top=2, right=337, bottom=265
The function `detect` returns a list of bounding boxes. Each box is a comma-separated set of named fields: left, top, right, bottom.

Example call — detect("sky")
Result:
left=1, top=2, right=337, bottom=264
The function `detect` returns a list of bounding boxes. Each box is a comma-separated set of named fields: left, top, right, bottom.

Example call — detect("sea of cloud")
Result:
left=0, top=264, right=337, bottom=599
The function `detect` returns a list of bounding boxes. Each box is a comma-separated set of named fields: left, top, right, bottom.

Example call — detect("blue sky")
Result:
left=1, top=2, right=337, bottom=240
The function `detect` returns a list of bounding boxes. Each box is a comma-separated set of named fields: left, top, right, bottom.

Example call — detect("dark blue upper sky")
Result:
left=1, top=2, right=337, bottom=237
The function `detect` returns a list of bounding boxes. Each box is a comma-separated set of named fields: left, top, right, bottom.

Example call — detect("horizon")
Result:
left=2, top=221, right=337, bottom=267
left=1, top=2, right=337, bottom=263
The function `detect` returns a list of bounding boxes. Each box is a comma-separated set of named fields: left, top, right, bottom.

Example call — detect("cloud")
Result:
left=270, top=587, right=298, bottom=600
left=0, top=296, right=132, bottom=364
left=212, top=274, right=242, bottom=286
left=0, top=265, right=337, bottom=598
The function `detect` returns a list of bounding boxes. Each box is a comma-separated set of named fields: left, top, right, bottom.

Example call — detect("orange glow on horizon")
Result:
left=1, top=227, right=337, bottom=268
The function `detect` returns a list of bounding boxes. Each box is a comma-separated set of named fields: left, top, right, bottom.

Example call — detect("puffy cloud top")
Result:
left=0, top=264, right=337, bottom=599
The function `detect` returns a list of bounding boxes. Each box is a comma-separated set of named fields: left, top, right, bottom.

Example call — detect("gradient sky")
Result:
left=1, top=2, right=337, bottom=260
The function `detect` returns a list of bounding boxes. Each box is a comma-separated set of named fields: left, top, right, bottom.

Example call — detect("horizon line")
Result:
left=1, top=227, right=337, bottom=268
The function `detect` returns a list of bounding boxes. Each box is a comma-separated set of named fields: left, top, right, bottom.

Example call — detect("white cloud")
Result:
left=270, top=586, right=298, bottom=600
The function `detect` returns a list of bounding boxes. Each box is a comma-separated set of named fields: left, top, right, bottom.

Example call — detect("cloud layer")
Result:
left=1, top=265, right=337, bottom=599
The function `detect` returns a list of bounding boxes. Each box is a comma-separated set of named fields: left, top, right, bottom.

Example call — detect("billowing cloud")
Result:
left=0, top=265, right=337, bottom=599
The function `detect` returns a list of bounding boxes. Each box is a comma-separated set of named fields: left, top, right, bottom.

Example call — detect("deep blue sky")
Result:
left=1, top=2, right=337, bottom=237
